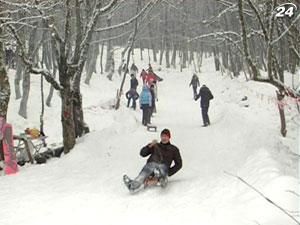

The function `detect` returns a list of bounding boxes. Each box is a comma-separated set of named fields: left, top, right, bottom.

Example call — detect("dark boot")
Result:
left=132, top=99, right=136, bottom=110
left=127, top=99, right=130, bottom=108
left=158, top=176, right=168, bottom=188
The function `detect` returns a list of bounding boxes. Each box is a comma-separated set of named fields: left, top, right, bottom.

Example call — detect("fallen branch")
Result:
left=286, top=190, right=300, bottom=197
left=224, top=171, right=300, bottom=225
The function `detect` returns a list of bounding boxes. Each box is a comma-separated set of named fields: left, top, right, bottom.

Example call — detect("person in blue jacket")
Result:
left=140, top=85, right=152, bottom=126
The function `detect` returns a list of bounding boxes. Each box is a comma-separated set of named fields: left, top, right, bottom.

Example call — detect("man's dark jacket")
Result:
left=195, top=86, right=214, bottom=107
left=140, top=142, right=182, bottom=176
left=130, top=77, right=139, bottom=90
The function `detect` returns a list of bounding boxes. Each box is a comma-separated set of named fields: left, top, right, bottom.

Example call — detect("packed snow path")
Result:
left=1, top=58, right=298, bottom=225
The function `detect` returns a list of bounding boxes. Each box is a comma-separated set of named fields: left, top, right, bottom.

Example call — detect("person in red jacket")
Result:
left=146, top=71, right=157, bottom=86
left=123, top=129, right=183, bottom=193
left=140, top=69, right=148, bottom=84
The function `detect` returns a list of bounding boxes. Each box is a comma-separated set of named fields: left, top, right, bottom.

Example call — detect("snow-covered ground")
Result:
left=1, top=52, right=299, bottom=225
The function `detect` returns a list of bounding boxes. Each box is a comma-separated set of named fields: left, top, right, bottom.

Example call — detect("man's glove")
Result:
left=149, top=139, right=158, bottom=148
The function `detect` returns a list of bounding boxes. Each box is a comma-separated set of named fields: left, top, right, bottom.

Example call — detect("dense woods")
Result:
left=0, top=0, right=299, bottom=151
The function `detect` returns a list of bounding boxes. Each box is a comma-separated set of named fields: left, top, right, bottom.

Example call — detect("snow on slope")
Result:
left=1, top=54, right=299, bottom=225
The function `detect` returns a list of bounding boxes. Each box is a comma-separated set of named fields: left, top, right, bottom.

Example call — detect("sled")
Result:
left=144, top=176, right=168, bottom=188
left=13, top=133, right=48, bottom=164
left=123, top=174, right=168, bottom=194
left=2, top=123, right=18, bottom=175
left=147, top=124, right=157, bottom=132
left=144, top=176, right=159, bottom=187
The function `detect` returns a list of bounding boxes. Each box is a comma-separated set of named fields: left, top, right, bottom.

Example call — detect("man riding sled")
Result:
left=123, top=129, right=183, bottom=193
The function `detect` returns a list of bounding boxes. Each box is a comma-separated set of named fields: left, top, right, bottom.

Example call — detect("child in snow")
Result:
left=139, top=85, right=152, bottom=126
left=123, top=129, right=182, bottom=192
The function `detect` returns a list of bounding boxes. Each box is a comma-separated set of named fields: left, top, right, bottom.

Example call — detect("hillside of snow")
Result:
left=1, top=51, right=299, bottom=225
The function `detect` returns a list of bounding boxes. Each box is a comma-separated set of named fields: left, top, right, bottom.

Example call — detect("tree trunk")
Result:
left=46, top=66, right=57, bottom=107
left=276, top=91, right=287, bottom=137
left=171, top=42, right=177, bottom=69
left=181, top=3, right=188, bottom=69
left=85, top=43, right=99, bottom=84
left=14, top=55, right=23, bottom=100
left=73, top=91, right=88, bottom=138
left=61, top=87, right=76, bottom=153
left=46, top=35, right=57, bottom=107
left=140, top=40, right=143, bottom=61
left=164, top=5, right=170, bottom=68
left=100, top=43, right=104, bottom=74
left=105, top=15, right=113, bottom=72
left=18, top=68, right=30, bottom=118
left=159, top=48, right=164, bottom=66
left=18, top=23, right=39, bottom=118
left=213, top=47, right=220, bottom=71
left=0, top=25, right=10, bottom=120
left=147, top=22, right=157, bottom=62
left=238, top=0, right=260, bottom=79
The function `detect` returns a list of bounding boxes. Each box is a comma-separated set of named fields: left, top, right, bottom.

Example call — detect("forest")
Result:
left=0, top=1, right=299, bottom=224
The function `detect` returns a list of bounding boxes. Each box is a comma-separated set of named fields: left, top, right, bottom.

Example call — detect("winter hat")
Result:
left=161, top=129, right=171, bottom=138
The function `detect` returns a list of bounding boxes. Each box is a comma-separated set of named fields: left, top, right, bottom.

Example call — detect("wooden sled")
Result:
left=144, top=177, right=159, bottom=187
left=147, top=124, right=157, bottom=132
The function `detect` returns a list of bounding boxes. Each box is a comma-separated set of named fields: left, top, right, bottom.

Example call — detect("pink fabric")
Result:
left=2, top=123, right=18, bottom=175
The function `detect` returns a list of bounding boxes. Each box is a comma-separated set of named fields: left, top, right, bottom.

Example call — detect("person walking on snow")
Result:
left=189, top=73, right=200, bottom=97
left=126, top=74, right=139, bottom=109
left=195, top=84, right=214, bottom=127
left=146, top=71, right=157, bottom=86
left=126, top=89, right=139, bottom=110
left=140, top=85, right=152, bottom=126
left=140, top=69, right=148, bottom=84
left=130, top=74, right=138, bottom=90
left=123, top=129, right=183, bottom=192
left=149, top=84, right=156, bottom=116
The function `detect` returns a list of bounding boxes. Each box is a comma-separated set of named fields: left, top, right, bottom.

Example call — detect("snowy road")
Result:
left=1, top=58, right=298, bottom=225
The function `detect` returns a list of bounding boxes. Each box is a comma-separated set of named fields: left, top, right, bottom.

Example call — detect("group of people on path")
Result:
left=126, top=67, right=213, bottom=127
left=123, top=71, right=214, bottom=194
left=125, top=64, right=162, bottom=126
left=190, top=74, right=214, bottom=127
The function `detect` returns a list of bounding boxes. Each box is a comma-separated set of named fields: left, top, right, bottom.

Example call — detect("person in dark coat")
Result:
left=123, top=129, right=183, bottom=192
left=149, top=84, right=156, bottom=117
left=195, top=85, right=214, bottom=127
left=130, top=74, right=138, bottom=90
left=125, top=74, right=139, bottom=109
left=189, top=74, right=200, bottom=97
left=139, top=85, right=152, bottom=126
left=126, top=89, right=139, bottom=110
